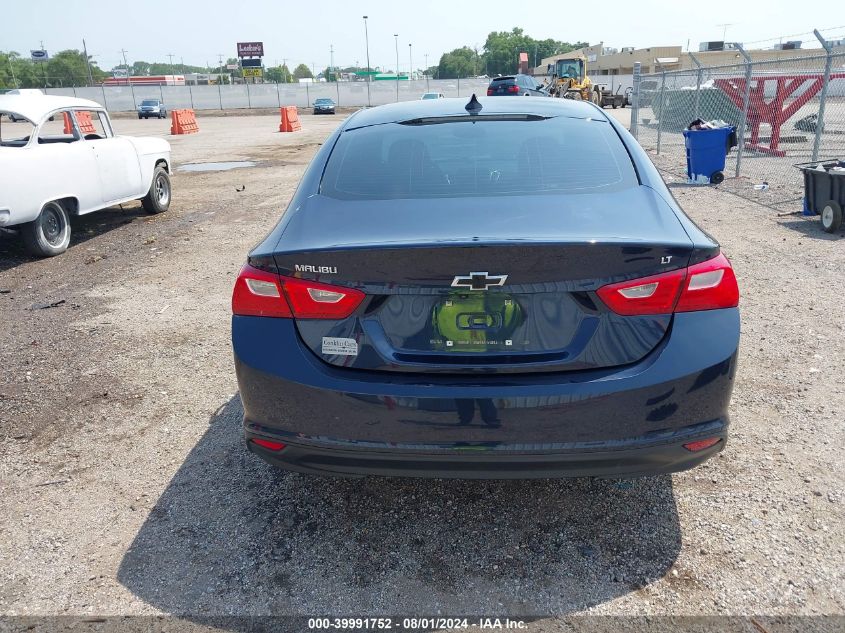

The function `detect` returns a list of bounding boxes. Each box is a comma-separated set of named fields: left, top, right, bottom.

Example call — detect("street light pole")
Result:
left=409, top=43, right=413, bottom=82
left=363, top=16, right=371, bottom=106
left=394, top=34, right=399, bottom=102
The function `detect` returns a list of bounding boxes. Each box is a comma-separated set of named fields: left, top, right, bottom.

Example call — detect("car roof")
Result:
left=0, top=94, right=105, bottom=123
left=345, top=95, right=601, bottom=129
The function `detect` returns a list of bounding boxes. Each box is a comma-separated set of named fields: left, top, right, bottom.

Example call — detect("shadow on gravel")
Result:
left=0, top=203, right=149, bottom=273
left=118, top=396, right=681, bottom=623
left=778, top=218, right=845, bottom=241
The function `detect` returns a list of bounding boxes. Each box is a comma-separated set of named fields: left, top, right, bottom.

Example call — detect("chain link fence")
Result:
left=631, top=44, right=845, bottom=211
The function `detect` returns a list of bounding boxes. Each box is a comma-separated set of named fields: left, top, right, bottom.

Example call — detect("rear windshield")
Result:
left=320, top=116, right=637, bottom=200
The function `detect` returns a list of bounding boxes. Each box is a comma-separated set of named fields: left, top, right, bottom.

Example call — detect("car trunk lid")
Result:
left=271, top=188, right=696, bottom=373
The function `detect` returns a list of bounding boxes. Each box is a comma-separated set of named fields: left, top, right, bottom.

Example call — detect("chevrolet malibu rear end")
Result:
left=231, top=97, right=740, bottom=479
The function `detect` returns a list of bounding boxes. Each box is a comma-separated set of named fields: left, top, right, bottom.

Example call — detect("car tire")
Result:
left=138, top=114, right=142, bottom=119
left=21, top=200, right=71, bottom=257
left=820, top=200, right=843, bottom=233
left=141, top=165, right=171, bottom=215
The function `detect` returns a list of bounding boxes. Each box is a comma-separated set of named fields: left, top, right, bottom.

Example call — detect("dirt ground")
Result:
left=0, top=108, right=843, bottom=630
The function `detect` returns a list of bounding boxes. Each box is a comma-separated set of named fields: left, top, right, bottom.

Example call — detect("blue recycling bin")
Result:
left=683, top=126, right=736, bottom=184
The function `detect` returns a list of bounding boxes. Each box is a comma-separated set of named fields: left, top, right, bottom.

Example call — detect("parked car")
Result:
left=0, top=95, right=172, bottom=257
left=313, top=98, right=336, bottom=115
left=421, top=92, right=445, bottom=100
left=137, top=99, right=166, bottom=119
left=487, top=74, right=547, bottom=97
left=231, top=96, right=740, bottom=479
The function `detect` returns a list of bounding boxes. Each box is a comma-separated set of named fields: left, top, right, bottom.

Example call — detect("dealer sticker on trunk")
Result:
left=321, top=337, right=358, bottom=356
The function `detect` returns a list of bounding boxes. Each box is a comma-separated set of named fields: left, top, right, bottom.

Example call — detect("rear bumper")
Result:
left=233, top=309, right=739, bottom=478
left=246, top=420, right=727, bottom=479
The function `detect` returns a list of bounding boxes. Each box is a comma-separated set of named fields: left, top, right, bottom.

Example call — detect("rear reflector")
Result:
left=251, top=438, right=286, bottom=451
left=596, top=253, right=739, bottom=316
left=682, top=437, right=721, bottom=452
left=486, top=88, right=493, bottom=96
left=232, top=264, right=365, bottom=320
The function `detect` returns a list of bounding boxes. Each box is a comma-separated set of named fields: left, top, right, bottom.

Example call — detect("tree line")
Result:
left=1, top=28, right=589, bottom=88
left=433, top=28, right=588, bottom=79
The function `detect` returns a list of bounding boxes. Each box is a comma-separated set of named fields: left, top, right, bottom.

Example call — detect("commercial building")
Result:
left=538, top=39, right=842, bottom=76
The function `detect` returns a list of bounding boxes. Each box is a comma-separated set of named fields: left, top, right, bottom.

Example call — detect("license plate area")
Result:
left=432, top=293, right=522, bottom=352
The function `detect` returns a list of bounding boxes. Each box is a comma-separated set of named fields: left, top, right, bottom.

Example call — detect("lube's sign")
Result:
left=237, top=42, right=264, bottom=58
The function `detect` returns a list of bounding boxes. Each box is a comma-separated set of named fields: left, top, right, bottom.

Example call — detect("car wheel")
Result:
left=142, top=165, right=171, bottom=214
left=21, top=200, right=71, bottom=257
left=820, top=200, right=843, bottom=233
left=138, top=114, right=142, bottom=119
left=612, top=102, right=618, bottom=109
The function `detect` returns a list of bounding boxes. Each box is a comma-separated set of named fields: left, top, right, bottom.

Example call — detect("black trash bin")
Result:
left=795, top=160, right=845, bottom=233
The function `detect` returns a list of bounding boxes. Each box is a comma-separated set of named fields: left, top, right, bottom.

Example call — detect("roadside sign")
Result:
left=226, top=64, right=239, bottom=70
left=237, top=42, right=264, bottom=57
left=31, top=49, right=49, bottom=62
left=242, top=68, right=263, bottom=78
left=241, top=58, right=262, bottom=68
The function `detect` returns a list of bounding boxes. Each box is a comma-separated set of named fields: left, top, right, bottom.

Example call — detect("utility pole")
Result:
left=282, top=58, right=288, bottom=83
left=40, top=40, right=47, bottom=88
left=120, top=48, right=130, bottom=84
left=408, top=43, right=413, bottom=81
left=8, top=54, right=18, bottom=88
left=120, top=48, right=136, bottom=108
left=394, top=34, right=399, bottom=102
left=424, top=53, right=429, bottom=91
left=716, top=23, right=733, bottom=42
left=363, top=15, right=371, bottom=106
left=167, top=53, right=175, bottom=75
left=330, top=44, right=334, bottom=81
left=82, top=39, right=94, bottom=86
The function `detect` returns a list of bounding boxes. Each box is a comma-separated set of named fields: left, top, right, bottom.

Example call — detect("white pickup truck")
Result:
left=0, top=94, right=172, bottom=257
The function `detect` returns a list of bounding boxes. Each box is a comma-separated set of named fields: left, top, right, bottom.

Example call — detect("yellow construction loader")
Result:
left=544, top=55, right=600, bottom=105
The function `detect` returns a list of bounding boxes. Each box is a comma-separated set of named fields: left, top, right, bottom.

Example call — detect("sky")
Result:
left=3, top=0, right=844, bottom=72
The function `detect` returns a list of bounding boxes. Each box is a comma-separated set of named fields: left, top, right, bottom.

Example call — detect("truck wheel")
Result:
left=21, top=201, right=71, bottom=257
left=142, top=165, right=171, bottom=214
left=710, top=171, right=725, bottom=185
left=612, top=102, right=618, bottom=109
left=820, top=200, right=842, bottom=233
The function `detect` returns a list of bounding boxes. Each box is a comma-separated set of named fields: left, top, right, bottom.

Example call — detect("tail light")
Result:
left=508, top=85, right=520, bottom=94
left=232, top=264, right=365, bottom=319
left=486, top=88, right=493, bottom=96
left=596, top=253, right=739, bottom=316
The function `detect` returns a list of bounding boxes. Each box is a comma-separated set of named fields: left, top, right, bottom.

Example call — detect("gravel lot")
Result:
left=0, top=107, right=843, bottom=630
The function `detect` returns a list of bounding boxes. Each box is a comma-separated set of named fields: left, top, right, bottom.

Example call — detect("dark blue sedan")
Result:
left=231, top=96, right=740, bottom=479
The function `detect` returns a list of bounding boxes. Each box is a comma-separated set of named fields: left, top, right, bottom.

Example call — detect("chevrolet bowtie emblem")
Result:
left=451, top=272, right=508, bottom=291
